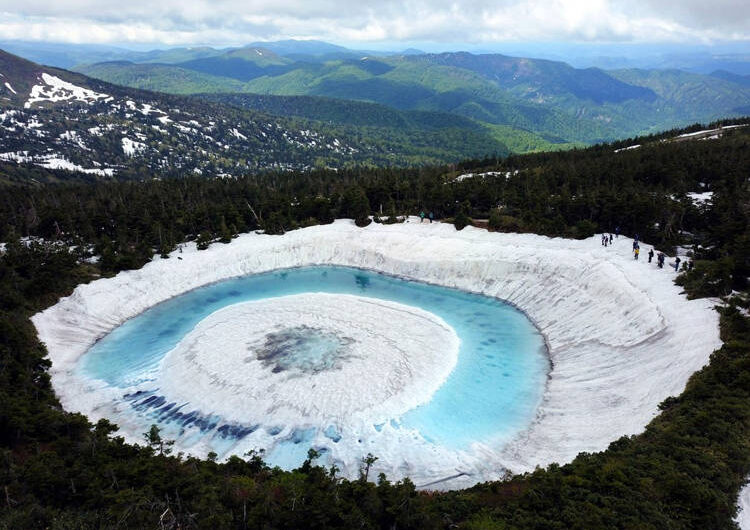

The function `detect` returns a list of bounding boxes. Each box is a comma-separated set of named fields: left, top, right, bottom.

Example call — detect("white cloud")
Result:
left=0, top=0, right=748, bottom=46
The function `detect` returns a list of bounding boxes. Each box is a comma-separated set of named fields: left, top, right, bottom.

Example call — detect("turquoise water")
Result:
left=80, top=266, right=548, bottom=461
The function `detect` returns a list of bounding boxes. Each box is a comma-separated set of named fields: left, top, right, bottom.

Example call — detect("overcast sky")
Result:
left=0, top=0, right=748, bottom=48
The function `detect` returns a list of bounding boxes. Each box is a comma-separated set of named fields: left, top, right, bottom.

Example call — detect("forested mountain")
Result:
left=0, top=118, right=748, bottom=528
left=76, top=61, right=247, bottom=94
left=74, top=48, right=750, bottom=149
left=0, top=49, right=512, bottom=178
left=711, top=69, right=750, bottom=87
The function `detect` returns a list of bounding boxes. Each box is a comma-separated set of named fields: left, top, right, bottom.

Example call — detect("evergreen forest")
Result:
left=0, top=119, right=749, bottom=529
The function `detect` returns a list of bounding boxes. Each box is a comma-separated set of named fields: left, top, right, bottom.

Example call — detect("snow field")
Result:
left=32, top=220, right=721, bottom=488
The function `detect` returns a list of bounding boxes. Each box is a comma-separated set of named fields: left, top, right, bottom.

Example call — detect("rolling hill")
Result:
left=0, top=49, right=517, bottom=180
left=73, top=47, right=750, bottom=148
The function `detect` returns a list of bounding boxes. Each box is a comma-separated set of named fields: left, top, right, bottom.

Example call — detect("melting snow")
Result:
left=38, top=155, right=115, bottom=176
left=687, top=191, right=713, bottom=205
left=230, top=128, right=247, bottom=140
left=59, top=130, right=88, bottom=150
left=33, top=220, right=721, bottom=489
left=454, top=171, right=514, bottom=182
left=614, top=144, right=641, bottom=153
left=25, top=73, right=109, bottom=109
left=121, top=137, right=146, bottom=156
left=675, top=124, right=747, bottom=140
left=0, top=151, right=33, bottom=163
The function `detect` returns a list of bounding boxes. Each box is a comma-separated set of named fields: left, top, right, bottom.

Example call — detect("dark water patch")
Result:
left=123, top=392, right=257, bottom=441
left=253, top=325, right=356, bottom=374
left=324, top=425, right=341, bottom=442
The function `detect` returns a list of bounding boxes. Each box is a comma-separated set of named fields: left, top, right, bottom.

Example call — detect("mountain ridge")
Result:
left=72, top=48, right=750, bottom=147
left=0, top=49, right=514, bottom=179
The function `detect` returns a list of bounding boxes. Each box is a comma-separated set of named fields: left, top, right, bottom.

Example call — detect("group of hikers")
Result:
left=601, top=226, right=694, bottom=272
left=419, top=211, right=435, bottom=223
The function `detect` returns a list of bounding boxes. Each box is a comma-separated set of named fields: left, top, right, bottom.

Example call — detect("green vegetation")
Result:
left=0, top=120, right=748, bottom=528
left=0, top=49, right=510, bottom=175
left=77, top=62, right=246, bottom=94
left=74, top=50, right=750, bottom=151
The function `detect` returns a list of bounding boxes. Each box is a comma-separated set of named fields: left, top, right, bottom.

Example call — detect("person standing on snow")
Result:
left=428, top=212, right=434, bottom=223
left=634, top=247, right=640, bottom=260
left=674, top=257, right=681, bottom=271
left=648, top=249, right=654, bottom=263
left=419, top=211, right=425, bottom=223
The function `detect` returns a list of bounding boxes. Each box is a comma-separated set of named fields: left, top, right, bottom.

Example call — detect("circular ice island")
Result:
left=159, top=293, right=459, bottom=425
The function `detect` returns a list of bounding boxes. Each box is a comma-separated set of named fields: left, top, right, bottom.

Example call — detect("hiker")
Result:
left=648, top=248, right=654, bottom=263
left=632, top=240, right=638, bottom=251
left=634, top=247, right=640, bottom=260
left=428, top=211, right=434, bottom=223
left=674, top=257, right=681, bottom=271
left=601, top=234, right=606, bottom=246
left=615, top=226, right=620, bottom=238
left=609, top=233, right=613, bottom=244
left=419, top=211, right=425, bottom=223
left=688, top=260, right=694, bottom=271
left=657, top=252, right=665, bottom=268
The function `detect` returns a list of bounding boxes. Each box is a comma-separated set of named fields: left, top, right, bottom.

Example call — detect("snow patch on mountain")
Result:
left=455, top=171, right=514, bottom=182
left=230, top=128, right=247, bottom=140
left=59, top=130, right=88, bottom=150
left=687, top=191, right=713, bottom=205
left=614, top=144, right=641, bottom=153
left=121, top=137, right=146, bottom=156
left=38, top=155, right=115, bottom=176
left=25, top=73, right=109, bottom=109
left=0, top=151, right=33, bottom=163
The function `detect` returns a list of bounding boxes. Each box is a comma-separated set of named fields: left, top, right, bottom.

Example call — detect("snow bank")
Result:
left=739, top=493, right=750, bottom=529
left=38, top=155, right=115, bottom=176
left=32, top=220, right=721, bottom=488
left=687, top=191, right=713, bottom=205
left=614, top=144, right=641, bottom=153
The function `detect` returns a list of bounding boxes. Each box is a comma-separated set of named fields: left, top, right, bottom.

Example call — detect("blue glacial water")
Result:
left=80, top=266, right=548, bottom=464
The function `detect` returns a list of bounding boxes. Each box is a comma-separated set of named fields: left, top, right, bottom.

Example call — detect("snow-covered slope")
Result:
left=0, top=49, right=364, bottom=178
left=739, top=493, right=750, bottom=529
left=32, top=220, right=721, bottom=488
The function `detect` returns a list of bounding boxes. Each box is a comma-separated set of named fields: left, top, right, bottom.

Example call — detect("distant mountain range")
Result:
left=72, top=45, right=750, bottom=147
left=3, top=39, right=749, bottom=73
left=2, top=40, right=750, bottom=181
left=0, top=49, right=513, bottom=180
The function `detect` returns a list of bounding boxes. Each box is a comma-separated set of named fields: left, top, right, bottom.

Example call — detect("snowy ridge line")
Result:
left=32, top=220, right=721, bottom=489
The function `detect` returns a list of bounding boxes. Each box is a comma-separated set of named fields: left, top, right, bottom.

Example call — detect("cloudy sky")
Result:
left=0, top=0, right=748, bottom=47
